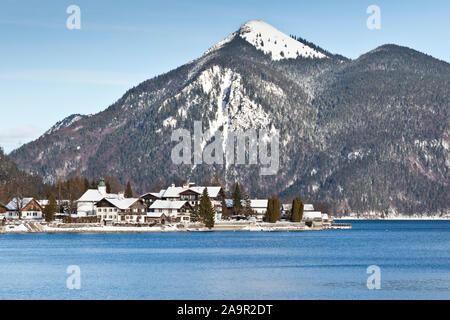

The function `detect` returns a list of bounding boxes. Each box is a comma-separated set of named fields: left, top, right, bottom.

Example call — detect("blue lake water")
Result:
left=0, top=221, right=449, bottom=300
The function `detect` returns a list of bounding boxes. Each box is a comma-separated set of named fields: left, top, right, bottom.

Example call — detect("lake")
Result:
left=0, top=220, right=449, bottom=299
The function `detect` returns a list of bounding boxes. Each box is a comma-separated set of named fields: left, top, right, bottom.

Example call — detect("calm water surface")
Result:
left=0, top=221, right=449, bottom=299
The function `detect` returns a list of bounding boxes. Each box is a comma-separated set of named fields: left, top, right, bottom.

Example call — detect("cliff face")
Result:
left=10, top=21, right=450, bottom=217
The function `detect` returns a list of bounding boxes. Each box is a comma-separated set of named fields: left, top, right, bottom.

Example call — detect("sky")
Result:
left=0, top=0, right=449, bottom=153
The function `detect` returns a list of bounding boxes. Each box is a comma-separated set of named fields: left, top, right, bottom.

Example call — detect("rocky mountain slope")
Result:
left=10, top=20, right=450, bottom=216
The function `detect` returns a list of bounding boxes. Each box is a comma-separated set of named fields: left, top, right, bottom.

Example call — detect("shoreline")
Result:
left=0, top=221, right=322, bottom=234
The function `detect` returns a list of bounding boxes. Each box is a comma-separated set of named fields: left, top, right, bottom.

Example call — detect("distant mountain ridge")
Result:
left=10, top=20, right=450, bottom=217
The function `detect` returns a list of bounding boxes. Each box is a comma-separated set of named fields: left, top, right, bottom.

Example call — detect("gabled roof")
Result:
left=6, top=198, right=40, bottom=211
left=150, top=200, right=190, bottom=210
left=140, top=192, right=162, bottom=199
left=98, top=198, right=141, bottom=210
left=77, top=189, right=119, bottom=202
left=304, top=204, right=315, bottom=211
left=161, top=186, right=185, bottom=198
left=147, top=212, right=168, bottom=218
left=186, top=186, right=222, bottom=198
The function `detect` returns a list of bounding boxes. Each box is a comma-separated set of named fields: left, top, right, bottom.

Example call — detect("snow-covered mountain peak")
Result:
left=238, top=20, right=327, bottom=60
left=205, top=20, right=327, bottom=61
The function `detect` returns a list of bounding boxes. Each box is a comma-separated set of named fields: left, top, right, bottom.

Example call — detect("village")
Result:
left=0, top=178, right=351, bottom=233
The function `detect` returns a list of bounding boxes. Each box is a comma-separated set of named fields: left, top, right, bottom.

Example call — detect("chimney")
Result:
left=118, top=192, right=124, bottom=200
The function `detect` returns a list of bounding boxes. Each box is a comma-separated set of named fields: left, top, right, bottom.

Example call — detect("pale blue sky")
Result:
left=1, top=0, right=448, bottom=153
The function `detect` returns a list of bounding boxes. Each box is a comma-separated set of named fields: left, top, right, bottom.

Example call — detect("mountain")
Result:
left=9, top=20, right=450, bottom=217
left=0, top=148, right=46, bottom=203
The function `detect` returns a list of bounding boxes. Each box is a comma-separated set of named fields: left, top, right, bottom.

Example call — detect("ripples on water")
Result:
left=0, top=221, right=449, bottom=299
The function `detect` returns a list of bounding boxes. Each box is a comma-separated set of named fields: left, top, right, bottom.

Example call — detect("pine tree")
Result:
left=125, top=182, right=133, bottom=198
left=298, top=197, right=304, bottom=221
left=232, top=183, right=242, bottom=215
left=266, top=196, right=280, bottom=223
left=83, top=178, right=90, bottom=192
left=243, top=193, right=253, bottom=217
left=265, top=197, right=273, bottom=222
left=221, top=197, right=229, bottom=220
left=291, top=197, right=302, bottom=222
left=191, top=202, right=201, bottom=222
left=106, top=180, right=111, bottom=193
left=200, top=188, right=215, bottom=229
left=272, top=196, right=281, bottom=223
left=44, top=195, right=57, bottom=222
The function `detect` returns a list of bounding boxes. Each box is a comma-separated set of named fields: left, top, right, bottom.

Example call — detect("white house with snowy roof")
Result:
left=149, top=200, right=192, bottom=223
left=76, top=178, right=119, bottom=216
left=149, top=182, right=225, bottom=220
left=5, top=197, right=43, bottom=220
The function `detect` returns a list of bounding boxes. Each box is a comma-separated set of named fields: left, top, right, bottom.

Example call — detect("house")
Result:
left=5, top=198, right=43, bottom=220
left=140, top=191, right=162, bottom=211
left=146, top=212, right=169, bottom=224
left=0, top=201, right=7, bottom=215
left=96, top=197, right=146, bottom=224
left=225, top=199, right=268, bottom=221
left=149, top=200, right=193, bottom=223
left=145, top=182, right=225, bottom=220
left=76, top=178, right=119, bottom=216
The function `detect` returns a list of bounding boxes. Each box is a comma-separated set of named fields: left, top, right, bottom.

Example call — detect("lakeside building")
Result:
left=76, top=179, right=119, bottom=217
left=149, top=200, right=192, bottom=223
left=4, top=198, right=43, bottom=220
left=143, top=182, right=225, bottom=221
left=95, top=197, right=146, bottom=224
left=225, top=199, right=269, bottom=221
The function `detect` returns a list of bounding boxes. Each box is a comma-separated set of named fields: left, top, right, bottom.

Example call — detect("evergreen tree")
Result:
left=265, top=197, right=273, bottom=222
left=191, top=202, right=201, bottom=222
left=44, top=195, right=57, bottom=222
left=266, top=196, right=280, bottom=223
left=290, top=197, right=303, bottom=222
left=298, top=197, right=304, bottom=221
left=221, top=197, right=229, bottom=220
left=243, top=193, right=253, bottom=217
left=272, top=196, right=281, bottom=223
left=83, top=178, right=90, bottom=192
left=232, top=183, right=242, bottom=215
left=105, top=180, right=111, bottom=193
left=125, top=181, right=133, bottom=198
left=200, top=188, right=215, bottom=228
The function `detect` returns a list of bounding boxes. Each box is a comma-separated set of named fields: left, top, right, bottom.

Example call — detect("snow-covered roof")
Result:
left=77, top=189, right=118, bottom=202
left=187, top=186, right=222, bottom=198
left=100, top=198, right=141, bottom=210
left=304, top=211, right=323, bottom=220
left=304, top=204, right=315, bottom=211
left=147, top=212, right=167, bottom=218
left=140, top=192, right=162, bottom=199
left=161, top=186, right=185, bottom=198
left=159, top=185, right=222, bottom=199
left=6, top=198, right=35, bottom=210
left=150, top=200, right=189, bottom=210
left=225, top=199, right=268, bottom=208
left=322, top=214, right=329, bottom=220
left=250, top=199, right=268, bottom=208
